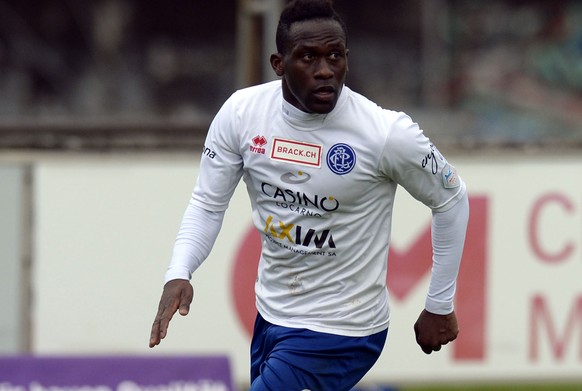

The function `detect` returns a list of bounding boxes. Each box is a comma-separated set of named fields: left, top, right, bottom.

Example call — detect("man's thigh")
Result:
left=250, top=317, right=387, bottom=391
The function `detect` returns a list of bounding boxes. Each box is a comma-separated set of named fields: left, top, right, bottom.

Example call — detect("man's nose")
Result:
left=314, top=59, right=333, bottom=78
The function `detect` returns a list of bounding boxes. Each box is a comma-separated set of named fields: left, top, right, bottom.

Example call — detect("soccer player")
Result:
left=149, top=0, right=469, bottom=390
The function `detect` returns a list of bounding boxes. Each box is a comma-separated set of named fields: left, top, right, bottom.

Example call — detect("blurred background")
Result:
left=1, top=0, right=582, bottom=390
left=1, top=0, right=581, bottom=147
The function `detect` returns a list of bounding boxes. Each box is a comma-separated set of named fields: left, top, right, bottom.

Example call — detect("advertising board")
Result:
left=30, top=154, right=582, bottom=385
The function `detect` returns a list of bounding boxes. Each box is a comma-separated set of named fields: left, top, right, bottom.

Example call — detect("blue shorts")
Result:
left=249, top=313, right=387, bottom=391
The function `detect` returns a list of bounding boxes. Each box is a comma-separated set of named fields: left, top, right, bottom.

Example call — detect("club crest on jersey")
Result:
left=270, top=138, right=322, bottom=168
left=326, top=143, right=356, bottom=175
left=250, top=135, right=267, bottom=154
left=442, top=163, right=460, bottom=189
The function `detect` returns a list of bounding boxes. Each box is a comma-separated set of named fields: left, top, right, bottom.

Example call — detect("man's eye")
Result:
left=303, top=53, right=314, bottom=61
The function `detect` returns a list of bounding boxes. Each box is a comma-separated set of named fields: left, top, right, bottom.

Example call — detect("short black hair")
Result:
left=275, top=0, right=348, bottom=54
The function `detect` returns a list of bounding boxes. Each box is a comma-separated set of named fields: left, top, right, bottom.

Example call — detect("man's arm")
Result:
left=415, top=191, right=469, bottom=354
left=148, top=92, right=244, bottom=348
left=149, top=203, right=225, bottom=348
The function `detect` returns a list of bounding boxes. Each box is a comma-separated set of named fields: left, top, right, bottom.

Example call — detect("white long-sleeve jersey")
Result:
left=165, top=81, right=468, bottom=337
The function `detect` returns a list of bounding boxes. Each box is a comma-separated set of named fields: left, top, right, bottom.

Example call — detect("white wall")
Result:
left=8, top=151, right=582, bottom=387
left=0, top=166, right=29, bottom=352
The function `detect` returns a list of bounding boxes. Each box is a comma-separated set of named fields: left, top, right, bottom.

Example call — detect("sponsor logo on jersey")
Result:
left=202, top=145, right=217, bottom=159
left=250, top=135, right=267, bottom=154
left=421, top=143, right=445, bottom=175
left=326, top=143, right=356, bottom=175
left=264, top=215, right=336, bottom=251
left=261, top=182, right=340, bottom=216
left=280, top=171, right=311, bottom=185
left=442, top=163, right=460, bottom=189
left=270, top=138, right=322, bottom=167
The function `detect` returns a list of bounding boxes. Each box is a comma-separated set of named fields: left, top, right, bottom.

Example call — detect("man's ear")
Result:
left=270, top=53, right=284, bottom=76
left=345, top=48, right=350, bottom=73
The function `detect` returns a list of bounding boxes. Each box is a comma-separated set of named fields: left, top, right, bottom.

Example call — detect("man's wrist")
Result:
left=164, top=267, right=192, bottom=284
left=425, top=297, right=454, bottom=315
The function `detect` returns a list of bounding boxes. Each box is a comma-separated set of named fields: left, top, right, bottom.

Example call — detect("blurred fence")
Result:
left=0, top=119, right=207, bottom=151
left=1, top=0, right=581, bottom=150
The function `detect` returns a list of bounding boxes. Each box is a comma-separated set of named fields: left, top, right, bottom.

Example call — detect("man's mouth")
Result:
left=313, top=86, right=335, bottom=100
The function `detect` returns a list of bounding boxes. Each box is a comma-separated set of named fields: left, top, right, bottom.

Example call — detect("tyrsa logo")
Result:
left=270, top=138, right=322, bottom=168
left=250, top=135, right=267, bottom=154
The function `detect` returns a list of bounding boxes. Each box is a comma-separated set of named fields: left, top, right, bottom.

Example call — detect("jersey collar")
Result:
left=281, top=85, right=348, bottom=130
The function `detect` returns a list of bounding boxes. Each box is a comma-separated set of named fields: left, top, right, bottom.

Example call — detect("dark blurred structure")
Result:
left=0, top=0, right=236, bottom=119
left=0, top=0, right=581, bottom=149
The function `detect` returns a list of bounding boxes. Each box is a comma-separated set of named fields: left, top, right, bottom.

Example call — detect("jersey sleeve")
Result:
left=380, top=112, right=465, bottom=211
left=426, top=192, right=469, bottom=314
left=380, top=112, right=469, bottom=314
left=164, top=95, right=245, bottom=282
left=164, top=203, right=225, bottom=282
left=192, top=95, right=245, bottom=211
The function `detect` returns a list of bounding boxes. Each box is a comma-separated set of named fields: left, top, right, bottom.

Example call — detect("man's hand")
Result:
left=413, top=309, right=459, bottom=354
left=149, top=279, right=193, bottom=348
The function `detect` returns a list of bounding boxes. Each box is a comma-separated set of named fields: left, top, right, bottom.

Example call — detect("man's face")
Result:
left=271, top=19, right=349, bottom=114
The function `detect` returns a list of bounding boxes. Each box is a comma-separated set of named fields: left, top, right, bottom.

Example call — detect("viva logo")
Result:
left=264, top=215, right=336, bottom=249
